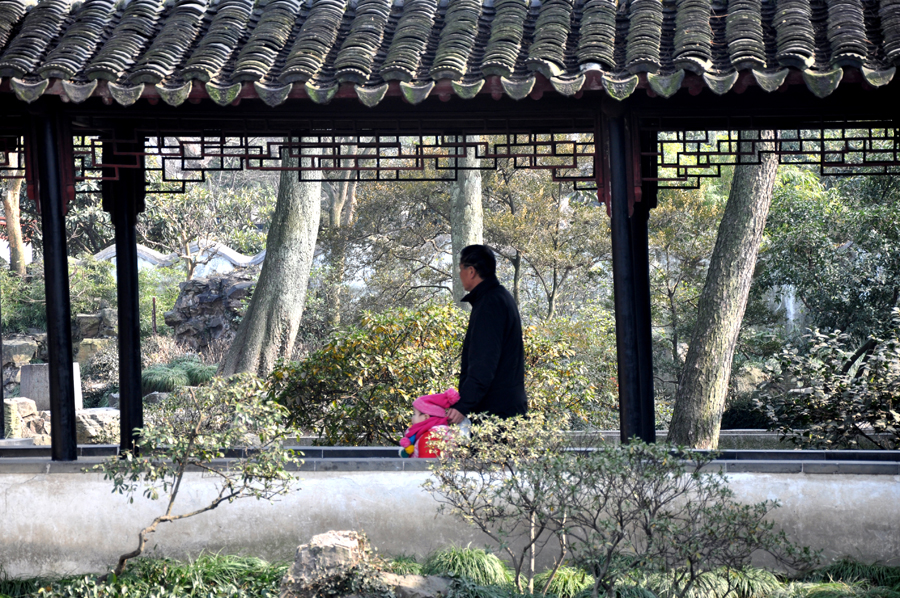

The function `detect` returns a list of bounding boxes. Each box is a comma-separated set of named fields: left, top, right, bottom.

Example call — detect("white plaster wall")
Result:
left=0, top=471, right=898, bottom=579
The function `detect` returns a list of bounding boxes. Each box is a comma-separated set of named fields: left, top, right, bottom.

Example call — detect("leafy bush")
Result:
left=720, top=397, right=770, bottom=430
left=635, top=567, right=782, bottom=598
left=422, top=546, right=512, bottom=587
left=0, top=257, right=117, bottom=333
left=271, top=304, right=617, bottom=445
left=802, top=559, right=900, bottom=588
left=428, top=418, right=818, bottom=598
left=760, top=323, right=900, bottom=449
left=425, top=413, right=572, bottom=593
left=138, top=266, right=182, bottom=338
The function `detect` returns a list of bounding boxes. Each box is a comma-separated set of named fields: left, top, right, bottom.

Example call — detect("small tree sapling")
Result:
left=97, top=374, right=300, bottom=578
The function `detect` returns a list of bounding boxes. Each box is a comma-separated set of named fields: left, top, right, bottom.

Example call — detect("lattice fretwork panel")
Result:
left=649, top=126, right=900, bottom=189
left=71, top=132, right=598, bottom=195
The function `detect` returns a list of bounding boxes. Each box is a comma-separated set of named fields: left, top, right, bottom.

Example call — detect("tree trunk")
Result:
left=450, top=138, right=483, bottom=305
left=667, top=131, right=778, bottom=449
left=219, top=144, right=321, bottom=377
left=2, top=152, right=27, bottom=277
left=324, top=178, right=356, bottom=327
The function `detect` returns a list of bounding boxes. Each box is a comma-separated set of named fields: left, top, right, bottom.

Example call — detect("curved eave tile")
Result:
left=233, top=0, right=303, bottom=82
left=128, top=0, right=209, bottom=85
left=181, top=0, right=254, bottom=83
left=38, top=0, right=116, bottom=80
left=84, top=0, right=166, bottom=82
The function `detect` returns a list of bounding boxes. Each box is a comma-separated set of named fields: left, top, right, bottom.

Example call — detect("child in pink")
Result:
left=399, top=388, right=460, bottom=458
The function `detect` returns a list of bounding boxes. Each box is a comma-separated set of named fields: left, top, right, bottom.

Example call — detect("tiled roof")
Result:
left=0, top=0, right=895, bottom=108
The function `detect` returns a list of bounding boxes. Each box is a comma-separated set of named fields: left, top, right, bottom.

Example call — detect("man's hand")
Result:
left=445, top=408, right=465, bottom=425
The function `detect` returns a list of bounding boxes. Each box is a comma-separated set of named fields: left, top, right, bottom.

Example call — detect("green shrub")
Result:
left=138, top=266, right=182, bottom=338
left=777, top=580, right=900, bottom=598
left=639, top=567, right=782, bottom=598
left=0, top=257, right=117, bottom=333
left=422, top=546, right=511, bottom=587
left=177, top=361, right=217, bottom=386
left=429, top=422, right=818, bottom=598
left=760, top=320, right=900, bottom=449
left=721, top=397, right=770, bottom=430
left=271, top=304, right=617, bottom=445
left=534, top=567, right=594, bottom=598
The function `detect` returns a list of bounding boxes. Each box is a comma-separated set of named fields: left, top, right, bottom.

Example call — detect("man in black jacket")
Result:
left=446, top=245, right=528, bottom=423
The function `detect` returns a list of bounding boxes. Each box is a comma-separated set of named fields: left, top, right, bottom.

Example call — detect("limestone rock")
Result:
left=7, top=397, right=37, bottom=419
left=144, top=391, right=169, bottom=405
left=75, top=408, right=120, bottom=444
left=3, top=399, right=23, bottom=438
left=2, top=398, right=50, bottom=438
left=280, top=531, right=367, bottom=598
left=379, top=573, right=452, bottom=598
left=75, top=338, right=113, bottom=367
left=108, top=391, right=167, bottom=409
left=164, top=273, right=255, bottom=350
left=75, top=308, right=118, bottom=340
left=280, top=531, right=452, bottom=598
left=732, top=365, right=768, bottom=396
left=2, top=338, right=38, bottom=367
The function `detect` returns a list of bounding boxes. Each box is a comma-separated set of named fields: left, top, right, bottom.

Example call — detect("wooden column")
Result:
left=32, top=109, right=78, bottom=461
left=631, top=169, right=656, bottom=443
left=603, top=108, right=657, bottom=443
left=102, top=133, right=145, bottom=454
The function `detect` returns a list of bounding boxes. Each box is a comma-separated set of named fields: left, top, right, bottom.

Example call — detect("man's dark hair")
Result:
left=460, top=245, right=497, bottom=280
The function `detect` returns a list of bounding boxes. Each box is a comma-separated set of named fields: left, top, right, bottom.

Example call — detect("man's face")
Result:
left=459, top=263, right=479, bottom=292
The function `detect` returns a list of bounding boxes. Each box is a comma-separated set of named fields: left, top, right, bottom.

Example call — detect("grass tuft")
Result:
left=534, top=567, right=594, bottom=598
left=387, top=555, right=424, bottom=576
left=179, top=361, right=218, bottom=386
left=803, top=559, right=900, bottom=588
left=141, top=364, right=190, bottom=394
left=0, top=553, right=288, bottom=598
left=422, top=546, right=512, bottom=587
left=777, top=580, right=900, bottom=597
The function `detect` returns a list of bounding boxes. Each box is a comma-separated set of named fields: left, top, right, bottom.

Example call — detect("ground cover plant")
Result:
left=97, top=374, right=299, bottom=578
left=0, top=554, right=288, bottom=598
left=3, top=550, right=899, bottom=597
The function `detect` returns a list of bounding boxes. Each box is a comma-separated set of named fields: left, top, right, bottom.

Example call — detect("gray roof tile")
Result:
left=0, top=0, right=896, bottom=106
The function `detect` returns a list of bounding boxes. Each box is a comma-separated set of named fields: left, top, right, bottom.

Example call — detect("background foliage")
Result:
left=271, top=304, right=617, bottom=445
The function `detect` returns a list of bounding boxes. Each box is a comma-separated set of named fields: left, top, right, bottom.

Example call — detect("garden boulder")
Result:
left=2, top=337, right=38, bottom=368
left=280, top=531, right=452, bottom=598
left=379, top=573, right=452, bottom=598
left=75, top=308, right=118, bottom=340
left=75, top=408, right=119, bottom=444
left=164, top=273, right=254, bottom=350
left=280, top=530, right=366, bottom=598
left=2, top=398, right=50, bottom=439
